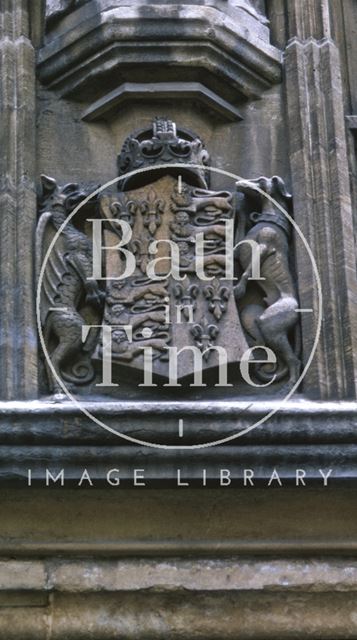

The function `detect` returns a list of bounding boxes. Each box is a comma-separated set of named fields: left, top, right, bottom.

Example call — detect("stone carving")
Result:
left=191, top=320, right=220, bottom=361
left=37, top=175, right=104, bottom=393
left=203, top=281, right=230, bottom=321
left=118, top=117, right=209, bottom=189
left=174, top=279, right=199, bottom=321
left=37, top=118, right=300, bottom=393
left=109, top=196, right=136, bottom=228
left=139, top=188, right=164, bottom=237
left=234, top=176, right=301, bottom=384
left=98, top=171, right=247, bottom=381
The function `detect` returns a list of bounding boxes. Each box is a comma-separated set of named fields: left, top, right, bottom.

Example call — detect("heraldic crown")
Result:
left=117, top=117, right=210, bottom=189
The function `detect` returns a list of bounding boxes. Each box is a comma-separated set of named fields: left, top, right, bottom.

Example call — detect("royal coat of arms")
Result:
left=97, top=174, right=250, bottom=383
left=37, top=118, right=300, bottom=394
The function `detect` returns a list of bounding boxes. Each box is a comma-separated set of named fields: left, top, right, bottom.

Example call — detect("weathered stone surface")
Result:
left=0, top=561, right=46, bottom=591
left=37, top=117, right=302, bottom=395
left=0, top=485, right=357, bottom=634
left=286, top=0, right=332, bottom=40
left=2, top=558, right=357, bottom=637
left=82, top=82, right=243, bottom=124
left=1, top=1, right=357, bottom=637
left=2, top=589, right=357, bottom=638
left=0, top=400, right=356, bottom=485
left=38, top=0, right=282, bottom=106
left=43, top=558, right=357, bottom=592
left=1, top=486, right=357, bottom=556
left=0, top=0, right=38, bottom=399
left=285, top=25, right=357, bottom=398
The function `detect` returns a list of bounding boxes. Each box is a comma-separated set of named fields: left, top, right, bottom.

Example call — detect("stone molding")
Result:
left=285, top=35, right=357, bottom=399
left=38, top=1, right=282, bottom=107
left=3, top=557, right=357, bottom=592
left=82, top=82, right=243, bottom=123
left=1, top=558, right=357, bottom=638
left=0, top=399, right=357, bottom=485
left=286, top=0, right=332, bottom=41
left=0, top=0, right=38, bottom=399
left=346, top=115, right=357, bottom=133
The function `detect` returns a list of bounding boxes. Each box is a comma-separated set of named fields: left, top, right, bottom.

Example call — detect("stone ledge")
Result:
left=0, top=561, right=46, bottom=591
left=1, top=586, right=357, bottom=638
left=3, top=539, right=357, bottom=558
left=1, top=558, right=357, bottom=637
left=0, top=397, right=356, bottom=443
left=0, top=398, right=356, bottom=485
left=3, top=558, right=357, bottom=593
left=0, top=486, right=356, bottom=557
left=38, top=3, right=282, bottom=104
left=82, top=82, right=243, bottom=123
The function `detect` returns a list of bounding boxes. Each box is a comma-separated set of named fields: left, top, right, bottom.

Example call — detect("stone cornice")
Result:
left=37, top=3, right=282, bottom=106
left=0, top=398, right=356, bottom=485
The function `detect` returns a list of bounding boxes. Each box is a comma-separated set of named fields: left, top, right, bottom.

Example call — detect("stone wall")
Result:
left=0, top=0, right=357, bottom=637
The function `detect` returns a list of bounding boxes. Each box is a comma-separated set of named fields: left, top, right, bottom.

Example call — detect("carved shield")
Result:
left=97, top=175, right=248, bottom=382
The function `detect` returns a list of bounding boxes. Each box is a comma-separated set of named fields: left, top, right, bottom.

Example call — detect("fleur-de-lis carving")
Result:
left=203, top=281, right=230, bottom=320
left=173, top=279, right=199, bottom=321
left=110, top=199, right=136, bottom=227
left=190, top=320, right=219, bottom=360
left=140, top=188, right=165, bottom=236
